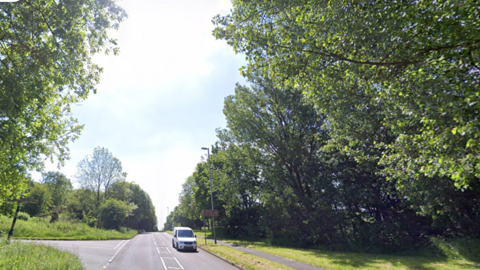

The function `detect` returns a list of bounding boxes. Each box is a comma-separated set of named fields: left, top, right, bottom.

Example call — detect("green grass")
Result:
left=200, top=239, right=294, bottom=270
left=0, top=214, right=137, bottom=240
left=224, top=238, right=480, bottom=270
left=0, top=239, right=84, bottom=270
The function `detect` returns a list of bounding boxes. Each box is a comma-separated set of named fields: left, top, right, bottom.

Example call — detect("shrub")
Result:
left=99, top=199, right=130, bottom=230
left=17, top=212, right=29, bottom=221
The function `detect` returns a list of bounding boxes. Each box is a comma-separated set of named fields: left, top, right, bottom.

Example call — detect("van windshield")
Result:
left=178, top=230, right=194, bottom=238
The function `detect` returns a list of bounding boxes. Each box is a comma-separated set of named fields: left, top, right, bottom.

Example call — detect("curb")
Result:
left=198, top=245, right=245, bottom=270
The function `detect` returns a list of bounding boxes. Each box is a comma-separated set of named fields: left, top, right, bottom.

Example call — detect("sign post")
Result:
left=201, top=210, right=219, bottom=218
left=203, top=216, right=206, bottom=245
left=7, top=194, right=38, bottom=241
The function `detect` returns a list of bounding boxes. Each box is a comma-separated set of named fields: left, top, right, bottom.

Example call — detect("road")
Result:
left=31, top=232, right=238, bottom=270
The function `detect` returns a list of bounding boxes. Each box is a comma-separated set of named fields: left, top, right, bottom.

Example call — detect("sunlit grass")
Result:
left=0, top=215, right=137, bottom=240
left=225, top=239, right=480, bottom=270
left=193, top=229, right=214, bottom=239
left=200, top=239, right=294, bottom=270
left=0, top=239, right=84, bottom=270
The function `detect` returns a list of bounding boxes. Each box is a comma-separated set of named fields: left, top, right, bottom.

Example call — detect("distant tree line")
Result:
left=166, top=0, right=479, bottom=252
left=1, top=147, right=157, bottom=232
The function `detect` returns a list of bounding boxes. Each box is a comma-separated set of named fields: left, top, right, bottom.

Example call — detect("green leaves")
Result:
left=214, top=0, right=480, bottom=190
left=0, top=0, right=127, bottom=203
left=212, top=0, right=480, bottom=244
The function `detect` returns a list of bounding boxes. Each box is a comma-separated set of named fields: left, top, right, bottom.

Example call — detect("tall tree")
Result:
left=213, top=0, right=480, bottom=191
left=177, top=176, right=201, bottom=224
left=0, top=0, right=127, bottom=205
left=42, top=171, right=72, bottom=208
left=224, top=73, right=329, bottom=209
left=223, top=73, right=335, bottom=243
left=214, top=136, right=265, bottom=237
left=213, top=0, right=480, bottom=237
left=128, top=183, right=157, bottom=231
left=75, top=147, right=126, bottom=202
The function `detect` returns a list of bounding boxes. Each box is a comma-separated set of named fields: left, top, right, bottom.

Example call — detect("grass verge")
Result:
left=172, top=229, right=480, bottom=269
left=200, top=239, right=294, bottom=270
left=0, top=239, right=84, bottom=270
left=0, top=214, right=137, bottom=240
left=225, top=238, right=480, bottom=270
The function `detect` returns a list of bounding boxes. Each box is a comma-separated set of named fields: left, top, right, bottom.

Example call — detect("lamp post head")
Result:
left=201, top=147, right=208, bottom=150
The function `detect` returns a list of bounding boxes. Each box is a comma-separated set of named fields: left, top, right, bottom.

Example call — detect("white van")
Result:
left=172, top=227, right=197, bottom=251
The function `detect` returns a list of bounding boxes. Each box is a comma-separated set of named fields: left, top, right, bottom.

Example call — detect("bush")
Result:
left=17, top=212, right=29, bottom=221
left=0, top=214, right=138, bottom=240
left=82, top=212, right=97, bottom=228
left=99, top=199, right=130, bottom=230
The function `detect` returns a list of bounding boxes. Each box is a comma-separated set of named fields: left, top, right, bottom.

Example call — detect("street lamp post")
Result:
left=201, top=147, right=217, bottom=244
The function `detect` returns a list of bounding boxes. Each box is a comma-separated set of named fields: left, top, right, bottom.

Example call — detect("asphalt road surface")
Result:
left=32, top=232, right=238, bottom=270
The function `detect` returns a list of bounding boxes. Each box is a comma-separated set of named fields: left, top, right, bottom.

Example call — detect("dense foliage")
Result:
left=0, top=0, right=127, bottom=207
left=1, top=150, right=157, bottom=233
left=213, top=0, right=480, bottom=190
left=167, top=1, right=479, bottom=251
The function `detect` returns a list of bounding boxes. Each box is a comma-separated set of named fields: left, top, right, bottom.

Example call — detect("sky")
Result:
left=34, top=0, right=246, bottom=228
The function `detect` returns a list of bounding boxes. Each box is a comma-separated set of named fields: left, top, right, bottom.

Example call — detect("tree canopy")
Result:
left=166, top=3, right=480, bottom=248
left=76, top=146, right=126, bottom=202
left=0, top=0, right=127, bottom=204
left=213, top=0, right=480, bottom=191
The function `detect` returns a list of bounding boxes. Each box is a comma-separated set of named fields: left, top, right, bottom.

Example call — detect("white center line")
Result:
left=113, top=240, right=125, bottom=249
left=173, top=257, right=184, bottom=270
left=156, top=247, right=160, bottom=253
left=160, top=257, right=167, bottom=270
left=152, top=235, right=157, bottom=245
left=102, top=240, right=129, bottom=269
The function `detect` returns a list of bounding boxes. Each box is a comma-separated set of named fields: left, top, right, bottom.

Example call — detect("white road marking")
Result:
left=102, top=240, right=129, bottom=269
left=114, top=240, right=125, bottom=249
left=160, top=257, right=167, bottom=270
left=152, top=235, right=157, bottom=245
left=173, top=257, right=184, bottom=270
left=156, top=247, right=171, bottom=254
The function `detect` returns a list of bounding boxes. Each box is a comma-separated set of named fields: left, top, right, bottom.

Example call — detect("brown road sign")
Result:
left=202, top=210, right=219, bottom=217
